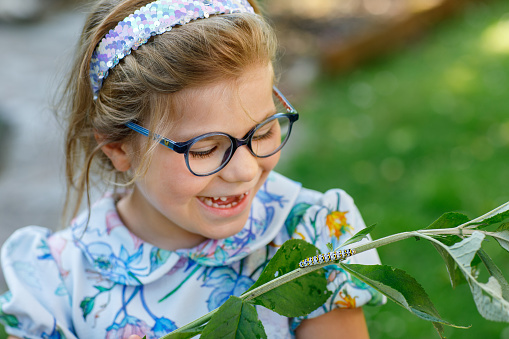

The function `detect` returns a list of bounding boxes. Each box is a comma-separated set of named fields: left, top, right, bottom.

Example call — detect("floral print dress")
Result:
left=0, top=172, right=385, bottom=338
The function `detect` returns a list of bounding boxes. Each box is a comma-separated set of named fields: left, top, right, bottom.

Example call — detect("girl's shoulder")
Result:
left=259, top=172, right=363, bottom=252
left=1, top=225, right=72, bottom=263
left=293, top=186, right=356, bottom=209
left=280, top=184, right=368, bottom=256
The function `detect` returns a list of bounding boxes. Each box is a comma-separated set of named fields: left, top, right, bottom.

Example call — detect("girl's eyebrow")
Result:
left=258, top=109, right=278, bottom=124
left=173, top=111, right=278, bottom=141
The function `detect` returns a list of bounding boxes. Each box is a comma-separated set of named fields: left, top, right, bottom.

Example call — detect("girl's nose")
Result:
left=219, top=146, right=259, bottom=183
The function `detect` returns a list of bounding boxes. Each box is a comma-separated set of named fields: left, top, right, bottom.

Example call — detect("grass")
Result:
left=276, top=0, right=509, bottom=338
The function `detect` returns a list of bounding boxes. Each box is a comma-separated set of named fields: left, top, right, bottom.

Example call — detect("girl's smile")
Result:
left=196, top=190, right=252, bottom=219
left=111, top=63, right=280, bottom=251
left=198, top=191, right=249, bottom=209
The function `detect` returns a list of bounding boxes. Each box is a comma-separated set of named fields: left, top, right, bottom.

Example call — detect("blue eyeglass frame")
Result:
left=125, top=86, right=299, bottom=176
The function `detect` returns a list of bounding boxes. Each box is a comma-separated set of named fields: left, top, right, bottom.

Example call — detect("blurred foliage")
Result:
left=277, top=0, right=509, bottom=338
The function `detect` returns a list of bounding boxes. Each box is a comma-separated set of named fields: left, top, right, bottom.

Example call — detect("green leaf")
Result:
left=471, top=276, right=509, bottom=321
left=426, top=212, right=470, bottom=230
left=201, top=296, right=266, bottom=339
left=429, top=234, right=481, bottom=288
left=245, top=239, right=331, bottom=317
left=493, top=223, right=509, bottom=252
left=339, top=224, right=376, bottom=248
left=441, top=232, right=509, bottom=321
left=430, top=241, right=465, bottom=289
left=326, top=242, right=333, bottom=252
left=465, top=201, right=509, bottom=229
left=79, top=296, right=95, bottom=321
left=477, top=249, right=509, bottom=301
left=340, top=264, right=467, bottom=339
left=481, top=210, right=509, bottom=226
left=445, top=231, right=483, bottom=271
left=425, top=213, right=486, bottom=288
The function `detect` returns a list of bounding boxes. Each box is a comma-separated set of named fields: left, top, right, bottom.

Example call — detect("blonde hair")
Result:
left=60, top=0, right=277, bottom=221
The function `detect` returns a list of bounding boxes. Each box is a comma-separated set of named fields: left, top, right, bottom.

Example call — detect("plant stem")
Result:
left=352, top=231, right=420, bottom=254
left=161, top=309, right=216, bottom=338
left=353, top=228, right=479, bottom=254
left=460, top=200, right=509, bottom=228
left=242, top=229, right=449, bottom=302
left=163, top=226, right=482, bottom=338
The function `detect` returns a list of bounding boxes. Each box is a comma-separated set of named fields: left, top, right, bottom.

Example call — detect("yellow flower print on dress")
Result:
left=335, top=291, right=357, bottom=308
left=326, top=211, right=354, bottom=239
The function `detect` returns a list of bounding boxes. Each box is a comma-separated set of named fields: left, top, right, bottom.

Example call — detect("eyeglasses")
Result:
left=125, top=86, right=299, bottom=176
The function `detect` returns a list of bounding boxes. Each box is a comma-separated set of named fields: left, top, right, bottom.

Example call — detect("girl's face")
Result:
left=117, top=63, right=281, bottom=250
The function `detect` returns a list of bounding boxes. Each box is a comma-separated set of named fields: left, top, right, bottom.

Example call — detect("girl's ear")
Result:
left=95, top=133, right=132, bottom=172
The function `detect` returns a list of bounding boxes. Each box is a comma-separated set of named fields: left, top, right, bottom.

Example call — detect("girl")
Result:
left=0, top=0, right=385, bottom=338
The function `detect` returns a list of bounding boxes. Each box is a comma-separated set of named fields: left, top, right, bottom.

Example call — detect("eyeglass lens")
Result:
left=187, top=115, right=292, bottom=175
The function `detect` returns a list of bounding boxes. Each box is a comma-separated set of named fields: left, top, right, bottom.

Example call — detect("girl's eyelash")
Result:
left=253, top=128, right=274, bottom=141
left=189, top=147, right=217, bottom=159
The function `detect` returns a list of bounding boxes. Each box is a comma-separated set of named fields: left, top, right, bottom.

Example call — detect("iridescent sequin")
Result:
left=89, top=0, right=255, bottom=99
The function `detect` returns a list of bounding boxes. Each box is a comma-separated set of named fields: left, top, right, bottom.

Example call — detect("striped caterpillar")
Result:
left=298, top=249, right=356, bottom=268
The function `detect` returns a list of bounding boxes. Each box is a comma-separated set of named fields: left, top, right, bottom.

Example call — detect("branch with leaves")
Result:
left=152, top=201, right=509, bottom=339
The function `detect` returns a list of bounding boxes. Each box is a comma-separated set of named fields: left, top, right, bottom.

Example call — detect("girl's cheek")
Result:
left=264, top=153, right=281, bottom=170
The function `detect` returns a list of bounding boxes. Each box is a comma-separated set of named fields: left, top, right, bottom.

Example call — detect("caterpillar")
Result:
left=298, top=249, right=356, bottom=268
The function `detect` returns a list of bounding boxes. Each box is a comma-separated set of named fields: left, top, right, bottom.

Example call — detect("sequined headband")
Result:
left=89, top=0, right=255, bottom=99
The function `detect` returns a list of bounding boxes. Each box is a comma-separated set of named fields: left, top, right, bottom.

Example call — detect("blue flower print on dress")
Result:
left=106, top=315, right=151, bottom=339
left=257, top=177, right=288, bottom=208
left=151, top=317, right=178, bottom=337
left=203, top=266, right=255, bottom=310
left=81, top=283, right=179, bottom=338
left=84, top=242, right=144, bottom=285
left=138, top=286, right=178, bottom=337
left=41, top=319, right=66, bottom=339
left=149, top=247, right=172, bottom=274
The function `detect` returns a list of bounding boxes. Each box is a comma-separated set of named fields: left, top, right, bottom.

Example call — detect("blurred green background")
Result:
left=276, top=0, right=509, bottom=338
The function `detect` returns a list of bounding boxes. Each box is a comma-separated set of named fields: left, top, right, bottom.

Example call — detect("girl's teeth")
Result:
left=200, top=192, right=248, bottom=208
left=211, top=202, right=233, bottom=209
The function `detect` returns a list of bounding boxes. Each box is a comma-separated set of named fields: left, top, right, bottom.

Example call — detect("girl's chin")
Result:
left=205, top=225, right=246, bottom=240
left=200, top=212, right=252, bottom=241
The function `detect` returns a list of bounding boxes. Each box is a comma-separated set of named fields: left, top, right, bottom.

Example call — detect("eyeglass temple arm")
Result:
left=273, top=86, right=297, bottom=113
left=126, top=121, right=150, bottom=137
left=125, top=121, right=178, bottom=151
